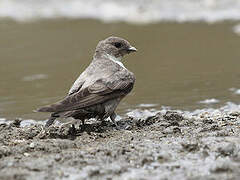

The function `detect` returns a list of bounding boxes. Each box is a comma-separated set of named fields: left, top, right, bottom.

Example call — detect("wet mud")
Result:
left=0, top=110, right=240, bottom=180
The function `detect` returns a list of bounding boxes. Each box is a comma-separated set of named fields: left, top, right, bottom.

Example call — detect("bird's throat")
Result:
left=105, top=54, right=126, bottom=68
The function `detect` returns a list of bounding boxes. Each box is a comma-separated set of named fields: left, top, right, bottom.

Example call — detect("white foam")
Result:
left=127, top=109, right=159, bottom=119
left=22, top=74, right=48, bottom=81
left=235, top=89, right=240, bottom=95
left=229, top=88, right=240, bottom=95
left=138, top=104, right=158, bottom=108
left=127, top=102, right=240, bottom=122
left=233, top=24, right=240, bottom=35
left=20, top=119, right=45, bottom=127
left=0, top=118, right=7, bottom=124
left=183, top=102, right=240, bottom=120
left=199, top=98, right=220, bottom=104
left=1, top=0, right=240, bottom=23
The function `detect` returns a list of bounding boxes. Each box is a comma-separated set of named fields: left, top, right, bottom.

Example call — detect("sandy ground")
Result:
left=0, top=110, right=240, bottom=180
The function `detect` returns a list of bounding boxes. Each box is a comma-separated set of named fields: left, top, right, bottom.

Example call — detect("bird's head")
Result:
left=95, top=36, right=137, bottom=60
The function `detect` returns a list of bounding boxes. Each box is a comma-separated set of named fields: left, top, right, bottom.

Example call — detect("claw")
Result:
left=110, top=112, right=120, bottom=130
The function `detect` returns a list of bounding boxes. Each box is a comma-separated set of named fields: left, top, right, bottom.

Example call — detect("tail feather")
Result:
left=36, top=105, right=58, bottom=112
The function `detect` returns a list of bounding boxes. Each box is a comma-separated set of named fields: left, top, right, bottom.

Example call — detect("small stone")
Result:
left=157, top=152, right=172, bottom=163
left=141, top=157, right=153, bottom=165
left=181, top=142, right=199, bottom=152
left=55, top=154, right=61, bottom=162
left=229, top=112, right=240, bottom=117
left=29, top=142, right=35, bottom=148
left=85, top=166, right=100, bottom=177
left=218, top=143, right=236, bottom=157
left=163, top=111, right=184, bottom=122
left=125, top=125, right=132, bottom=130
left=24, top=153, right=30, bottom=157
left=10, top=118, right=22, bottom=128
left=210, top=160, right=234, bottom=173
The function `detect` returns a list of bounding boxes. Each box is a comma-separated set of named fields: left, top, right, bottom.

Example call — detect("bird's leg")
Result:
left=45, top=112, right=60, bottom=128
left=79, top=119, right=86, bottom=131
left=81, top=119, right=85, bottom=126
left=45, top=114, right=58, bottom=128
left=110, top=112, right=120, bottom=130
left=100, top=116, right=107, bottom=126
left=38, top=113, right=58, bottom=137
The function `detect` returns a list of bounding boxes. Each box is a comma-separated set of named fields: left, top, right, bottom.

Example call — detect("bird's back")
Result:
left=68, top=57, right=131, bottom=96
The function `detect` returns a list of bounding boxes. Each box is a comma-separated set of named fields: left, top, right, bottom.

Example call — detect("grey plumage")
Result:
left=36, top=36, right=137, bottom=127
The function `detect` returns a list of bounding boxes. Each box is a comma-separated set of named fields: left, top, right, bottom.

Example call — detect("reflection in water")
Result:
left=0, top=20, right=239, bottom=120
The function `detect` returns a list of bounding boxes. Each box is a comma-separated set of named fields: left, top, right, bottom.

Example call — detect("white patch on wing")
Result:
left=105, top=54, right=126, bottom=69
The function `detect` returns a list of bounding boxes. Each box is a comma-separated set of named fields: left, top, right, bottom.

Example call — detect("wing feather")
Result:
left=37, top=73, right=134, bottom=113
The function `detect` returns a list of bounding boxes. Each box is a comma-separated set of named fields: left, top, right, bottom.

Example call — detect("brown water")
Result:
left=0, top=19, right=240, bottom=120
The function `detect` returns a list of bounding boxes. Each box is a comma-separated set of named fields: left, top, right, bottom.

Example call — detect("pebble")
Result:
left=29, top=142, right=35, bottom=148
left=24, top=153, right=30, bottom=157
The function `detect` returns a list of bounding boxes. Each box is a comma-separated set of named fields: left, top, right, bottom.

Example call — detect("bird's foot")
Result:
left=100, top=120, right=107, bottom=126
left=110, top=119, right=120, bottom=130
left=68, top=124, right=77, bottom=135
left=113, top=122, right=120, bottom=130
left=45, top=114, right=58, bottom=128
left=110, top=112, right=120, bottom=130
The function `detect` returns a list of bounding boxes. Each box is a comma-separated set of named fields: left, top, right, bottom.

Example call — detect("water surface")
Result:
left=0, top=19, right=239, bottom=120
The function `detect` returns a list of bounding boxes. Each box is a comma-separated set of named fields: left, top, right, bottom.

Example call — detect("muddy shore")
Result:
left=0, top=109, right=240, bottom=180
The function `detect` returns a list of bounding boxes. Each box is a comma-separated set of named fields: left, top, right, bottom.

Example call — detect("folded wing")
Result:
left=37, top=73, right=134, bottom=113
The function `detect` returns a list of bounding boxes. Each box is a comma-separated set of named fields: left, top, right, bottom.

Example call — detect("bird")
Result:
left=36, top=36, right=137, bottom=128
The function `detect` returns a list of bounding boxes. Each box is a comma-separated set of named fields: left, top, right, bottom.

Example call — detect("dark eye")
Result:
left=114, top=42, right=122, bottom=48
